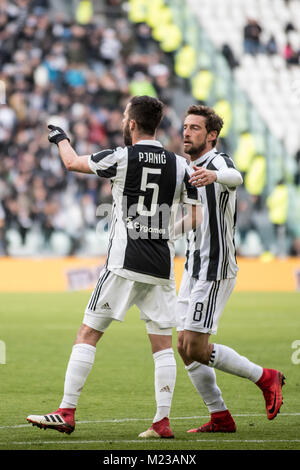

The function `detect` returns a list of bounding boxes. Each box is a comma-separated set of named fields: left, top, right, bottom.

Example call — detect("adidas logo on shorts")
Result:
left=101, top=302, right=111, bottom=310
left=160, top=385, right=171, bottom=393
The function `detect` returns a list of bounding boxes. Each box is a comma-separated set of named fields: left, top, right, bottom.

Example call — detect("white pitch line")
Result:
left=1, top=439, right=300, bottom=446
left=0, top=413, right=300, bottom=430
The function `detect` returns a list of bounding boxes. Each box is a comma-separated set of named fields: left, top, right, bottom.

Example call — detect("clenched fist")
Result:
left=48, top=125, right=70, bottom=145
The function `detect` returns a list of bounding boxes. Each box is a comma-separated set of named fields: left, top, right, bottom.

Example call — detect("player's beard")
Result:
left=185, top=142, right=206, bottom=160
left=185, top=139, right=207, bottom=159
left=123, top=120, right=132, bottom=146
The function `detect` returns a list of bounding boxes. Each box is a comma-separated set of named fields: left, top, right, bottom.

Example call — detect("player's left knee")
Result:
left=183, top=338, right=210, bottom=365
left=75, top=323, right=103, bottom=346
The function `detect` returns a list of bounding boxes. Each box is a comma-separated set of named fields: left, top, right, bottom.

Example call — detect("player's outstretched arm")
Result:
left=189, top=164, right=243, bottom=189
left=48, top=125, right=92, bottom=174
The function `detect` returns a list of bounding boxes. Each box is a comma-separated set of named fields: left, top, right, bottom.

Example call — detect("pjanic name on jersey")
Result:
left=138, top=151, right=166, bottom=164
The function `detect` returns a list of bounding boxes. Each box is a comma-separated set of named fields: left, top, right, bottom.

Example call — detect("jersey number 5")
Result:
left=137, top=167, right=161, bottom=217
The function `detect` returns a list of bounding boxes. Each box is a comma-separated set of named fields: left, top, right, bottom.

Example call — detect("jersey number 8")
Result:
left=193, top=302, right=204, bottom=322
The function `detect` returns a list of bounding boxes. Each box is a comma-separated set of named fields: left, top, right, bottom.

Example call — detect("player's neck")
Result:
left=132, top=132, right=156, bottom=145
left=190, top=145, right=214, bottom=161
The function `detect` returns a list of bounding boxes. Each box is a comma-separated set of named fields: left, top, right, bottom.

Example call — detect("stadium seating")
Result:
left=182, top=0, right=300, bottom=256
left=1, top=0, right=300, bottom=258
left=187, top=0, right=300, bottom=157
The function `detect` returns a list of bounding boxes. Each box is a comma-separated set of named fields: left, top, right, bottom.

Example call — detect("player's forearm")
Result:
left=57, top=140, right=91, bottom=173
left=174, top=204, right=202, bottom=238
left=57, top=139, right=77, bottom=170
left=190, top=166, right=243, bottom=189
left=215, top=168, right=243, bottom=188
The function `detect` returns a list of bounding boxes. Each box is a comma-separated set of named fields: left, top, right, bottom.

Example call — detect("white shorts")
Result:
left=176, top=269, right=236, bottom=335
left=83, top=269, right=177, bottom=334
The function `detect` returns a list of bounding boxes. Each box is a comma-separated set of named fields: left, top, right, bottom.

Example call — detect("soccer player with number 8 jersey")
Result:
left=177, top=105, right=285, bottom=433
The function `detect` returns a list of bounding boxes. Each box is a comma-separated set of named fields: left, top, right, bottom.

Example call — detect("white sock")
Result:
left=209, top=344, right=263, bottom=383
left=153, top=348, right=176, bottom=423
left=59, top=343, right=96, bottom=409
left=185, top=361, right=227, bottom=413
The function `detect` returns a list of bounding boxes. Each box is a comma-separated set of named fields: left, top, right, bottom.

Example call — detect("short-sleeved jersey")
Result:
left=185, top=148, right=239, bottom=281
left=89, top=139, right=201, bottom=285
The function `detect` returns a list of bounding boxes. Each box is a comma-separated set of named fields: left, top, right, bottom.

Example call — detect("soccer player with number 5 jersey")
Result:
left=26, top=96, right=202, bottom=438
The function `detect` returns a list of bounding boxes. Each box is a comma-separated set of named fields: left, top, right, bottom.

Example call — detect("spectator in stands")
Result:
left=135, top=22, right=153, bottom=53
left=221, top=43, right=239, bottom=69
left=294, top=149, right=300, bottom=185
left=266, top=180, right=288, bottom=257
left=236, top=187, right=257, bottom=244
left=265, top=35, right=278, bottom=55
left=285, top=21, right=295, bottom=34
left=283, top=41, right=300, bottom=65
left=243, top=18, right=263, bottom=55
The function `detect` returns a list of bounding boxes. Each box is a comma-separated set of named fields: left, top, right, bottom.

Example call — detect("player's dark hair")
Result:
left=128, top=95, right=164, bottom=136
left=185, top=104, right=224, bottom=147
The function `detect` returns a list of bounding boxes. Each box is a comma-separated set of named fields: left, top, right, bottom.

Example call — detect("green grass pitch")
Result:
left=0, top=291, right=300, bottom=451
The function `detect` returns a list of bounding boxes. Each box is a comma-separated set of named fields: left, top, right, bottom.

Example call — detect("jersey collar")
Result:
left=190, top=147, right=217, bottom=167
left=135, top=139, right=163, bottom=147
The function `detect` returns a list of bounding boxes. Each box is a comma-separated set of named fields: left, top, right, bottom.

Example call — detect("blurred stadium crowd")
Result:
left=0, top=0, right=300, bottom=258
left=0, top=0, right=183, bottom=256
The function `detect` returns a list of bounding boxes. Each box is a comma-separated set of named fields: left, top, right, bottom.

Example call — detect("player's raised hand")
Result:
left=189, top=165, right=217, bottom=187
left=48, top=125, right=70, bottom=145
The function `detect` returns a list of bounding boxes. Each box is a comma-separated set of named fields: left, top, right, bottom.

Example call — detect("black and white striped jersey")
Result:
left=185, top=148, right=242, bottom=281
left=89, top=139, right=201, bottom=285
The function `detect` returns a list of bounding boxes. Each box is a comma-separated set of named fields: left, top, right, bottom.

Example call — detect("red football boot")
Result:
left=138, top=417, right=174, bottom=438
left=256, top=368, right=285, bottom=420
left=27, top=408, right=76, bottom=434
left=187, top=410, right=236, bottom=433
